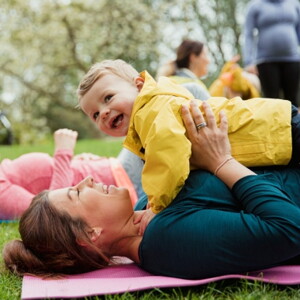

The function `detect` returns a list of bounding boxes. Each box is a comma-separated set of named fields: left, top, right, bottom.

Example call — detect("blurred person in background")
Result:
left=156, top=39, right=211, bottom=101
left=242, top=0, right=300, bottom=106
left=209, top=55, right=261, bottom=100
left=0, top=128, right=138, bottom=220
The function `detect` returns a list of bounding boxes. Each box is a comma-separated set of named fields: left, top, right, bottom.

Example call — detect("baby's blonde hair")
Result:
left=77, top=59, right=139, bottom=102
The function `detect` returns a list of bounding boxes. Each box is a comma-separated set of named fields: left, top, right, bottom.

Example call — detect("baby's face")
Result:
left=80, top=74, right=141, bottom=137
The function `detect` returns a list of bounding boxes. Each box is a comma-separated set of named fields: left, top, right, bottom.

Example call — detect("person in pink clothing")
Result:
left=0, top=129, right=137, bottom=220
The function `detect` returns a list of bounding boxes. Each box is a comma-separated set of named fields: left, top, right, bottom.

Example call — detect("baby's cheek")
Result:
left=98, top=123, right=108, bottom=134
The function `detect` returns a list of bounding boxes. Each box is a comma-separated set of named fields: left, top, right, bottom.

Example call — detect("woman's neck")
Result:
left=178, top=68, right=198, bottom=79
left=109, top=211, right=143, bottom=263
left=110, top=235, right=142, bottom=263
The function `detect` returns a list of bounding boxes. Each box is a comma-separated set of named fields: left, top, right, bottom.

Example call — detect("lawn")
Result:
left=1, top=139, right=300, bottom=299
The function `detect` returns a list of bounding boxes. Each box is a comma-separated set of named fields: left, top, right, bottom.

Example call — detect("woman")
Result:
left=4, top=103, right=300, bottom=279
left=0, top=129, right=137, bottom=220
left=157, top=39, right=211, bottom=100
left=242, top=0, right=300, bottom=106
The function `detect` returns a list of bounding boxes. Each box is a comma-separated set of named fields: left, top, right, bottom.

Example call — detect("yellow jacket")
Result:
left=209, top=61, right=260, bottom=99
left=123, top=71, right=292, bottom=213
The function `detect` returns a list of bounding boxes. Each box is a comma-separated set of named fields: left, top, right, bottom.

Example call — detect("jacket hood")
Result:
left=130, top=71, right=194, bottom=123
left=135, top=71, right=194, bottom=110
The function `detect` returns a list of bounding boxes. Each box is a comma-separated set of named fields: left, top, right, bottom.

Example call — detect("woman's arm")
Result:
left=242, top=1, right=258, bottom=68
left=181, top=100, right=255, bottom=189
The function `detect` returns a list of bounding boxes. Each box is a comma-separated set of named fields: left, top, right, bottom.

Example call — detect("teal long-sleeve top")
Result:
left=136, top=167, right=300, bottom=279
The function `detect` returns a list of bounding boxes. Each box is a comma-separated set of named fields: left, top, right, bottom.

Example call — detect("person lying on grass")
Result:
left=4, top=102, right=300, bottom=280
left=0, top=128, right=137, bottom=220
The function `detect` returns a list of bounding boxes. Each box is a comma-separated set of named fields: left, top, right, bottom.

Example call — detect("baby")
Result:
left=77, top=59, right=300, bottom=216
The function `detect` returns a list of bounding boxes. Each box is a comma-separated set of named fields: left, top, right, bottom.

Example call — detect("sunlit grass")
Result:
left=0, top=137, right=123, bottom=161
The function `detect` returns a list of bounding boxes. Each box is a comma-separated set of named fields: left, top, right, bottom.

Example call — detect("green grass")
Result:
left=1, top=139, right=300, bottom=299
left=0, top=137, right=124, bottom=160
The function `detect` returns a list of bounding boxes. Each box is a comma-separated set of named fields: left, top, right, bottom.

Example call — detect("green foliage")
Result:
left=0, top=0, right=163, bottom=142
left=0, top=0, right=252, bottom=144
left=46, top=106, right=103, bottom=140
left=153, top=0, right=249, bottom=85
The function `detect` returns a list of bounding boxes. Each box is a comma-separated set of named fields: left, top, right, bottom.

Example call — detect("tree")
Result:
left=152, top=0, right=249, bottom=85
left=0, top=0, right=163, bottom=143
left=0, top=0, right=250, bottom=143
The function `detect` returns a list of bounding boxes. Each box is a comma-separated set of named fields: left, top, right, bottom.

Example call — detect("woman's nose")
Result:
left=79, top=176, right=94, bottom=188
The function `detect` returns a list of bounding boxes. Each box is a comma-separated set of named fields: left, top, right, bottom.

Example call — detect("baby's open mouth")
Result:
left=111, top=114, right=124, bottom=128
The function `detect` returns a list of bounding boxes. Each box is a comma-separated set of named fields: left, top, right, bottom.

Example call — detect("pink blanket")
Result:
left=22, top=263, right=300, bottom=299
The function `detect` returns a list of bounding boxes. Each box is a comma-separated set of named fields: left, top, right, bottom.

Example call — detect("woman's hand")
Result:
left=245, top=64, right=258, bottom=75
left=54, top=129, right=78, bottom=152
left=133, top=209, right=156, bottom=236
left=182, top=101, right=255, bottom=188
left=182, top=101, right=231, bottom=174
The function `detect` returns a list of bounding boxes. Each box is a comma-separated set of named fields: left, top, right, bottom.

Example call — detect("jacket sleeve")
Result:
left=49, top=149, right=74, bottom=190
left=242, top=2, right=258, bottom=67
left=296, top=0, right=300, bottom=44
left=142, top=104, right=191, bottom=213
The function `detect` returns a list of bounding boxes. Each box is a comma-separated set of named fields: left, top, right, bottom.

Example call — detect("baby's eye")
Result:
left=93, top=112, right=99, bottom=120
left=104, top=95, right=112, bottom=103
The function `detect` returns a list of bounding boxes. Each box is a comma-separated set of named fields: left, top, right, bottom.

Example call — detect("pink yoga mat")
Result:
left=22, top=263, right=300, bottom=299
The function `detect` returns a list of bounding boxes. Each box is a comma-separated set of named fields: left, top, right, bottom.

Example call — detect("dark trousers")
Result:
left=257, top=61, right=300, bottom=107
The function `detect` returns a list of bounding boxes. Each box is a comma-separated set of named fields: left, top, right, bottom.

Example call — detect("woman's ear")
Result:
left=77, top=227, right=102, bottom=246
left=89, top=227, right=102, bottom=242
left=189, top=53, right=198, bottom=65
left=134, top=76, right=145, bottom=91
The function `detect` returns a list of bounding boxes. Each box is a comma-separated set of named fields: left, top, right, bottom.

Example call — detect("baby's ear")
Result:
left=134, top=76, right=145, bottom=91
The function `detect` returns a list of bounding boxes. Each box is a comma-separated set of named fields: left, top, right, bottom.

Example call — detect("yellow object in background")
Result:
left=209, top=60, right=261, bottom=99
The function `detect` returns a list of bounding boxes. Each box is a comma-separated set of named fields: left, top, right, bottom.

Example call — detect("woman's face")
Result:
left=190, top=46, right=210, bottom=78
left=48, top=176, right=134, bottom=229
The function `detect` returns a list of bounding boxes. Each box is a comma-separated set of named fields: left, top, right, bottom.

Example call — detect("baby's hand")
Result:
left=134, top=209, right=156, bottom=235
left=54, top=129, right=78, bottom=152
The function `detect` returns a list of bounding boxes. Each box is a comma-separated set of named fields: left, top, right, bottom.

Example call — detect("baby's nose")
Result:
left=100, top=109, right=109, bottom=120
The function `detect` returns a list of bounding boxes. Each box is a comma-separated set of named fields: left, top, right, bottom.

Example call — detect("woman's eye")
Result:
left=93, top=112, right=99, bottom=120
left=104, top=95, right=112, bottom=103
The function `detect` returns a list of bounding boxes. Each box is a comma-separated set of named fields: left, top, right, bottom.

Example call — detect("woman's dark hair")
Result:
left=3, top=191, right=110, bottom=277
left=176, top=40, right=204, bottom=69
